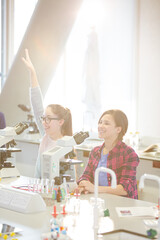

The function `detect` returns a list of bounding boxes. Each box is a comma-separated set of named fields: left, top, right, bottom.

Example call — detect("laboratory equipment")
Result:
left=0, top=122, right=28, bottom=178
left=139, top=174, right=160, bottom=239
left=93, top=167, right=117, bottom=240
left=128, top=131, right=140, bottom=150
left=42, top=131, right=89, bottom=185
left=0, top=148, right=21, bottom=178
left=139, top=173, right=160, bottom=209
left=144, top=219, right=160, bottom=239
left=48, top=204, right=69, bottom=239
left=18, top=104, right=39, bottom=134
left=139, top=173, right=160, bottom=240
left=0, top=184, right=46, bottom=213
left=0, top=223, right=22, bottom=235
left=134, top=131, right=140, bottom=150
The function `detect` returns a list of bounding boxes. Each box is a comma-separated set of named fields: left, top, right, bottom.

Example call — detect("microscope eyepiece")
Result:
left=18, top=104, right=31, bottom=112
left=73, top=131, right=89, bottom=144
left=14, top=122, right=28, bottom=135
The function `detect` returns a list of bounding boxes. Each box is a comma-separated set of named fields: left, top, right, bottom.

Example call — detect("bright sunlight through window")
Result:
left=44, top=0, right=136, bottom=134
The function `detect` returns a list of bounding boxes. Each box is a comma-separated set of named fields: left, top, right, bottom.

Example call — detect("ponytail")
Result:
left=61, top=108, right=73, bottom=136
left=48, top=104, right=73, bottom=136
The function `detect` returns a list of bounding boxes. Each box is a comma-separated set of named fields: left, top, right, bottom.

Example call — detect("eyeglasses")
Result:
left=40, top=116, right=60, bottom=124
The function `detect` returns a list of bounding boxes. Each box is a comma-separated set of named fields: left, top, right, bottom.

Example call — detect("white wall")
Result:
left=0, top=0, right=82, bottom=126
left=98, top=0, right=137, bottom=131
left=138, top=0, right=160, bottom=138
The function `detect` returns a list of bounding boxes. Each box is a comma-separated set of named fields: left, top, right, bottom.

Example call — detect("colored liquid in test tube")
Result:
left=51, top=179, right=55, bottom=194
left=33, top=178, right=38, bottom=192
left=28, top=178, right=33, bottom=192
left=41, top=179, right=45, bottom=193
left=36, top=179, right=40, bottom=193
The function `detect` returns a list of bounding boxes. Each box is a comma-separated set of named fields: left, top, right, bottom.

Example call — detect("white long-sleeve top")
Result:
left=29, top=86, right=75, bottom=180
left=30, top=86, right=56, bottom=178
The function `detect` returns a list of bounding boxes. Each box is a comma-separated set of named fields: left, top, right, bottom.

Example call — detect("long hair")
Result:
left=47, top=104, right=73, bottom=136
left=99, top=109, right=128, bottom=141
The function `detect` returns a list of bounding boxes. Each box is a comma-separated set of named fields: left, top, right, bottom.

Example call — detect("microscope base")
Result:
left=0, top=167, right=20, bottom=178
left=0, top=185, right=46, bottom=213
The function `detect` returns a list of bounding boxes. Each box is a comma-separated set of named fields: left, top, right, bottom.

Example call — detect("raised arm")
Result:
left=22, top=48, right=39, bottom=88
left=22, top=49, right=45, bottom=136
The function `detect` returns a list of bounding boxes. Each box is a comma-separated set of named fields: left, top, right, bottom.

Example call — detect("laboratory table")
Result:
left=0, top=177, right=158, bottom=240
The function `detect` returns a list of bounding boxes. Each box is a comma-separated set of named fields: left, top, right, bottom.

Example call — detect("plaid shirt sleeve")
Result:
left=77, top=146, right=101, bottom=184
left=120, top=152, right=139, bottom=199
left=110, top=144, right=139, bottom=199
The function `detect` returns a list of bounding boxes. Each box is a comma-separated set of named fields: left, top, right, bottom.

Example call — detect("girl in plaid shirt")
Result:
left=77, top=109, right=139, bottom=199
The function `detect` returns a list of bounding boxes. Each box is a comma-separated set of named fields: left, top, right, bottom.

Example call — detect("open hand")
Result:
left=77, top=180, right=94, bottom=194
left=22, top=48, right=35, bottom=73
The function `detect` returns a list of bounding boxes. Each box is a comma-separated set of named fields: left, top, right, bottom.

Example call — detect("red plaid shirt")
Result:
left=78, top=141, right=139, bottom=199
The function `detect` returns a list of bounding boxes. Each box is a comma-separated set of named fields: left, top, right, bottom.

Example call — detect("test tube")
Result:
left=41, top=178, right=45, bottom=193
left=51, top=179, right=55, bottom=194
left=45, top=178, right=49, bottom=194
left=28, top=178, right=32, bottom=192
left=33, top=178, right=38, bottom=192
left=37, top=178, right=40, bottom=193
left=63, top=177, right=67, bottom=196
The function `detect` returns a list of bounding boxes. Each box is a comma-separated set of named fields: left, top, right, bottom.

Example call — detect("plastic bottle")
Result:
left=134, top=132, right=140, bottom=150
left=129, top=132, right=134, bottom=147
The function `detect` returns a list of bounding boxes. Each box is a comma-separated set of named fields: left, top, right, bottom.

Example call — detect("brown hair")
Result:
left=99, top=109, right=128, bottom=141
left=47, top=104, right=73, bottom=136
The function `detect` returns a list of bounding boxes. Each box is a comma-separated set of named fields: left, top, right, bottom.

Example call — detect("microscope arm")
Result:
left=0, top=135, right=14, bottom=148
left=42, top=131, right=89, bottom=181
left=0, top=123, right=28, bottom=147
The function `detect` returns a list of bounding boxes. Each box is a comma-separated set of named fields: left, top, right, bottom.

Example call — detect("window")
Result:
left=0, top=0, right=37, bottom=90
left=14, top=0, right=38, bottom=56
left=44, top=0, right=137, bottom=133
left=0, top=0, right=137, bottom=134
left=0, top=2, right=1, bottom=91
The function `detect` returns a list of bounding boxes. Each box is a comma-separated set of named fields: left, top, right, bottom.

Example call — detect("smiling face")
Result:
left=42, top=106, right=64, bottom=140
left=98, top=114, right=121, bottom=141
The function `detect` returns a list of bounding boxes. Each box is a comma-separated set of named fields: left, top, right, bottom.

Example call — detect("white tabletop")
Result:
left=0, top=177, right=158, bottom=240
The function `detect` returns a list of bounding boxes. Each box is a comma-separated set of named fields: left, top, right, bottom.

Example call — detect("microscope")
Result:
left=42, top=131, right=89, bottom=185
left=18, top=104, right=39, bottom=134
left=0, top=122, right=28, bottom=178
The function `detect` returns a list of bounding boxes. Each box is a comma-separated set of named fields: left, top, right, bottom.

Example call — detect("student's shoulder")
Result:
left=91, top=143, right=104, bottom=155
left=119, top=141, right=137, bottom=155
left=0, top=112, right=5, bottom=118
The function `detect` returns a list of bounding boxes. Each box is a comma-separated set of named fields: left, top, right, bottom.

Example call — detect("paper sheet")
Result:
left=116, top=206, right=157, bottom=217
